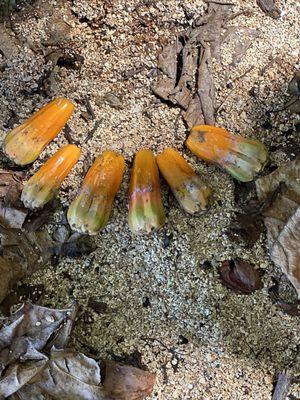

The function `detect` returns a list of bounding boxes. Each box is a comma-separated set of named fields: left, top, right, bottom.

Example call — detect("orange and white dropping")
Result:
left=3, top=97, right=74, bottom=165
left=67, top=151, right=125, bottom=235
left=128, top=149, right=165, bottom=234
left=157, top=148, right=212, bottom=214
left=186, top=125, right=268, bottom=182
left=21, top=144, right=80, bottom=209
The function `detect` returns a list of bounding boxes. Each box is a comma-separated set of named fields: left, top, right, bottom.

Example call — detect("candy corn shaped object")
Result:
left=3, top=97, right=74, bottom=165
left=157, top=148, right=212, bottom=214
left=128, top=149, right=165, bottom=234
left=21, top=144, right=80, bottom=209
left=67, top=151, right=125, bottom=235
left=186, top=125, right=268, bottom=182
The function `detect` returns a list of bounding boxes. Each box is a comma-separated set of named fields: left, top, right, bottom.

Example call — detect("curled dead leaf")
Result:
left=0, top=303, right=155, bottom=399
left=151, top=4, right=232, bottom=128
left=271, top=208, right=300, bottom=298
left=219, top=259, right=263, bottom=294
left=0, top=169, right=27, bottom=229
left=104, top=361, right=156, bottom=400
left=285, top=72, right=300, bottom=114
left=256, top=0, right=281, bottom=19
left=256, top=158, right=300, bottom=297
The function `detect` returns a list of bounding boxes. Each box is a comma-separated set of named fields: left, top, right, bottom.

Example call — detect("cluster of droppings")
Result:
left=0, top=0, right=299, bottom=399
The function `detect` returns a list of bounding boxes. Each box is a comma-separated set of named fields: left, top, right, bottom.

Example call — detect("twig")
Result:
left=174, top=109, right=183, bottom=137
left=63, top=125, right=80, bottom=146
left=227, top=8, right=254, bottom=20
left=203, top=0, right=235, bottom=5
left=84, top=96, right=96, bottom=120
left=122, top=65, right=146, bottom=79
left=84, top=119, right=102, bottom=143
left=232, top=66, right=255, bottom=83
left=272, top=370, right=292, bottom=400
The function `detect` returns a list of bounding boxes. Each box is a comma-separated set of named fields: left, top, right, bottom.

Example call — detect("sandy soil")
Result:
left=0, top=0, right=299, bottom=399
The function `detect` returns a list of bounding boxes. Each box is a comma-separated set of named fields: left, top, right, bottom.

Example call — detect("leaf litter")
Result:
left=256, top=0, right=281, bottom=20
left=0, top=169, right=96, bottom=305
left=0, top=302, right=155, bottom=399
left=218, top=259, right=263, bottom=294
left=256, top=158, right=300, bottom=298
left=0, top=222, right=53, bottom=304
left=151, top=2, right=261, bottom=128
left=0, top=169, right=27, bottom=230
left=0, top=166, right=152, bottom=398
left=285, top=71, right=300, bottom=114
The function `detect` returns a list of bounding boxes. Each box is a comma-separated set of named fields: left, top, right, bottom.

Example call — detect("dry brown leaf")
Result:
left=0, top=170, right=27, bottom=229
left=197, top=45, right=215, bottom=126
left=0, top=303, right=155, bottom=400
left=256, top=158, right=300, bottom=297
left=0, top=360, right=47, bottom=398
left=0, top=303, right=75, bottom=368
left=151, top=42, right=183, bottom=104
left=151, top=3, right=232, bottom=128
left=271, top=208, right=300, bottom=298
left=0, top=223, right=54, bottom=303
left=34, top=349, right=105, bottom=400
left=218, top=259, right=263, bottom=294
left=104, top=361, right=156, bottom=400
left=152, top=4, right=259, bottom=128
left=256, top=158, right=300, bottom=248
left=182, top=95, right=205, bottom=128
left=257, top=0, right=281, bottom=19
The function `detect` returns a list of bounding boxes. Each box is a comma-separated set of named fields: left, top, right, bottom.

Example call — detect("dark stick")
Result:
left=203, top=0, right=235, bottom=5
left=84, top=96, right=96, bottom=120
left=63, top=125, right=80, bottom=146
left=272, top=370, right=292, bottom=400
left=174, top=109, right=182, bottom=137
left=84, top=119, right=102, bottom=143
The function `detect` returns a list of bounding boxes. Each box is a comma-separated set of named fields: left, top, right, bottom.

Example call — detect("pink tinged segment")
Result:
left=128, top=149, right=165, bottom=234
